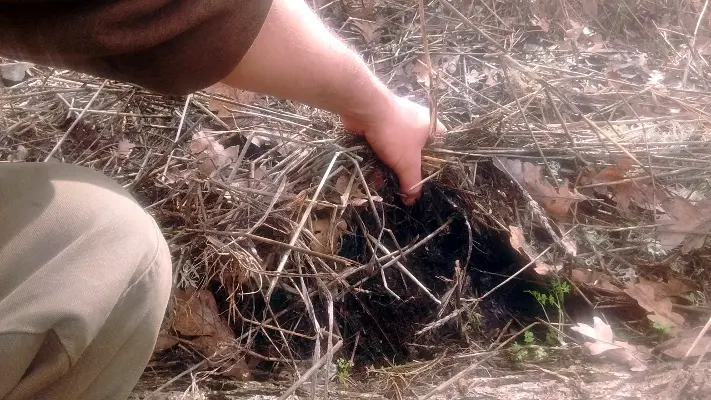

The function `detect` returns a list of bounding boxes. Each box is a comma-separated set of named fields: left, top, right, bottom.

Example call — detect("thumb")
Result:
left=395, top=151, right=423, bottom=206
left=426, top=119, right=447, bottom=147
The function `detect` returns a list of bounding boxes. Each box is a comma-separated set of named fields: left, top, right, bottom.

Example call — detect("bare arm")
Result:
left=222, top=0, right=445, bottom=204
left=1, top=0, right=442, bottom=203
left=222, top=0, right=386, bottom=118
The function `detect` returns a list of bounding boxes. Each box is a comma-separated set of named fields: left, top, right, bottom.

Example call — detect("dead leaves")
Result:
left=412, top=59, right=434, bottom=88
left=7, top=145, right=28, bottom=162
left=657, top=327, right=711, bottom=359
left=441, top=55, right=460, bottom=75
left=342, top=0, right=379, bottom=19
left=571, top=317, right=648, bottom=371
left=333, top=172, right=383, bottom=207
left=306, top=171, right=385, bottom=255
left=408, top=55, right=460, bottom=89
left=161, top=288, right=251, bottom=380
left=586, top=158, right=666, bottom=212
left=572, top=272, right=699, bottom=344
left=624, top=278, right=685, bottom=334
left=203, top=82, right=258, bottom=121
left=508, top=226, right=559, bottom=275
left=647, top=276, right=698, bottom=299
left=657, top=197, right=711, bottom=253
left=571, top=268, right=624, bottom=295
left=583, top=159, right=711, bottom=253
left=172, top=289, right=234, bottom=340
left=508, top=226, right=527, bottom=252
left=464, top=69, right=480, bottom=85
left=116, top=139, right=135, bottom=159
left=344, top=0, right=385, bottom=44
left=571, top=317, right=625, bottom=355
left=309, top=216, right=347, bottom=254
left=189, top=131, right=240, bottom=176
left=568, top=272, right=701, bottom=367
left=352, top=18, right=384, bottom=43
left=494, top=157, right=587, bottom=217
left=591, top=164, right=649, bottom=210
left=0, top=62, right=32, bottom=83
left=153, top=331, right=179, bottom=352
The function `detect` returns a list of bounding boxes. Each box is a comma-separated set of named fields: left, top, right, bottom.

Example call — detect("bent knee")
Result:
left=0, top=163, right=172, bottom=357
left=2, top=163, right=153, bottom=244
left=0, top=162, right=170, bottom=283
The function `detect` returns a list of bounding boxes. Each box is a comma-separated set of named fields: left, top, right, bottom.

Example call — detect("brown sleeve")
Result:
left=0, top=0, right=273, bottom=95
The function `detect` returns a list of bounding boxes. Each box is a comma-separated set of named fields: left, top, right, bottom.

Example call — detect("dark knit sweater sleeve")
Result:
left=0, top=0, right=273, bottom=94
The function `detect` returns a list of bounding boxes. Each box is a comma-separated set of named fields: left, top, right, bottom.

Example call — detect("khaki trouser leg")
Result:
left=0, top=163, right=173, bottom=400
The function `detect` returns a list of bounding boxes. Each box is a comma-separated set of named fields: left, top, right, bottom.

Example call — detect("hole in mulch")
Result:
left=238, top=163, right=551, bottom=375
left=328, top=181, right=545, bottom=368
left=199, top=161, right=553, bottom=378
left=136, top=127, right=567, bottom=382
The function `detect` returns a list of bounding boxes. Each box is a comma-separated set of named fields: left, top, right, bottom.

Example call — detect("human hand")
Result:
left=340, top=93, right=446, bottom=205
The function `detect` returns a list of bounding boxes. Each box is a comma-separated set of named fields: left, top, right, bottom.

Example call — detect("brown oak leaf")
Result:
left=571, top=268, right=623, bottom=294
left=352, top=19, right=384, bottom=43
left=494, top=157, right=587, bottom=216
left=590, top=158, right=666, bottom=211
left=657, top=197, right=711, bottom=253
left=657, top=327, right=711, bottom=359
left=624, top=279, right=684, bottom=335
left=571, top=317, right=648, bottom=371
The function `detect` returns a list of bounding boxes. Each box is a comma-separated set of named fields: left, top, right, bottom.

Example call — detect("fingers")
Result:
left=400, top=107, right=443, bottom=205
left=395, top=151, right=423, bottom=206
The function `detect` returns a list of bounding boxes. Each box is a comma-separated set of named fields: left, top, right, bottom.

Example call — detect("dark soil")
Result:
left=201, top=163, right=553, bottom=379
left=333, top=180, right=547, bottom=368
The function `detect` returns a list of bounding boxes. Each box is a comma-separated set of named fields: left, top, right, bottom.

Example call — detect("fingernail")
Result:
left=402, top=195, right=415, bottom=206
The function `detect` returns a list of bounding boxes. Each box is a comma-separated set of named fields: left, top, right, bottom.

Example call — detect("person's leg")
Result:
left=0, top=162, right=172, bottom=400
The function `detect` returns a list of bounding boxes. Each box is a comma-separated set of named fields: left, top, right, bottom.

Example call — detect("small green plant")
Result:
left=526, top=281, right=570, bottom=313
left=511, top=342, right=526, bottom=361
left=525, top=279, right=570, bottom=339
left=335, top=357, right=353, bottom=385
left=464, top=308, right=482, bottom=335
left=511, top=330, right=547, bottom=362
left=523, top=330, right=535, bottom=345
left=544, top=329, right=559, bottom=346
left=652, top=320, right=672, bottom=338
left=551, top=280, right=571, bottom=301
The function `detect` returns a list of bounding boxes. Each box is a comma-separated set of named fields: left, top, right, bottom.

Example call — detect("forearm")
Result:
left=221, top=0, right=392, bottom=119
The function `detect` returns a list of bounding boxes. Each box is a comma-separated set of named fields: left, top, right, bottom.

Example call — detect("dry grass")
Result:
left=2, top=0, right=711, bottom=398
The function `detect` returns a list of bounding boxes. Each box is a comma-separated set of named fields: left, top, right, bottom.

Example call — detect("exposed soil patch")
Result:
left=333, top=181, right=544, bottom=367
left=192, top=164, right=551, bottom=378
